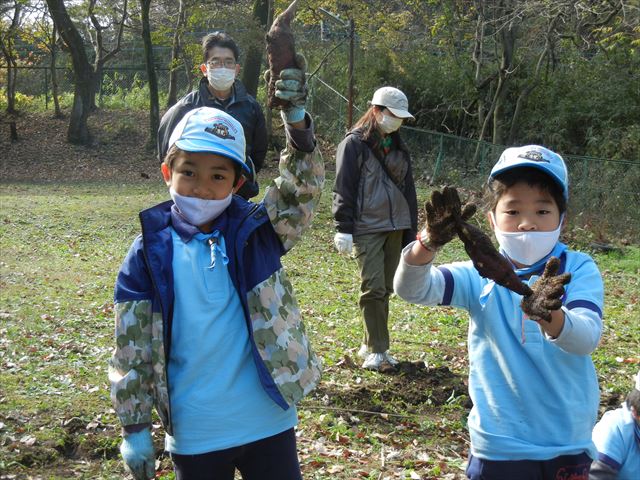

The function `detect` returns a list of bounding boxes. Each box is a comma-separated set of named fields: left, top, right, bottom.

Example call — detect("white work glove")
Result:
left=334, top=232, right=353, bottom=254
left=120, top=428, right=155, bottom=480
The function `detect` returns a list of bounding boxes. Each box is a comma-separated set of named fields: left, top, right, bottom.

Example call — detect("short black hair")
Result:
left=202, top=31, right=240, bottom=63
left=627, top=388, right=640, bottom=414
left=486, top=167, right=567, bottom=215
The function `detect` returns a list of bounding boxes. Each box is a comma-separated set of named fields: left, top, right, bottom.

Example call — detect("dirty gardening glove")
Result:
left=120, top=428, right=155, bottom=480
left=334, top=232, right=353, bottom=255
left=520, top=256, right=572, bottom=322
left=275, top=53, right=307, bottom=123
left=418, top=186, right=476, bottom=252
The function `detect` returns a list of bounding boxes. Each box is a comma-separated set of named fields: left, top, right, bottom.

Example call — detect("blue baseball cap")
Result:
left=168, top=107, right=250, bottom=173
left=489, top=145, right=569, bottom=200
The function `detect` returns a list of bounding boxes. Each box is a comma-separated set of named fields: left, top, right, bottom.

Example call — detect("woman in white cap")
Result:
left=590, top=370, right=640, bottom=479
left=332, top=86, right=418, bottom=370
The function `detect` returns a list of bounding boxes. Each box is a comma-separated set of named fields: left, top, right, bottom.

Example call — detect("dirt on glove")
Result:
left=265, top=0, right=300, bottom=109
left=455, top=221, right=534, bottom=297
left=520, top=256, right=572, bottom=322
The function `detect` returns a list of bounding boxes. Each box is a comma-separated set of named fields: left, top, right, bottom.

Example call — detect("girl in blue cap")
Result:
left=394, top=145, right=604, bottom=479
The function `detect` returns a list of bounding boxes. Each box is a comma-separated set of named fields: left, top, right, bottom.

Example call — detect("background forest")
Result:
left=2, top=0, right=639, bottom=161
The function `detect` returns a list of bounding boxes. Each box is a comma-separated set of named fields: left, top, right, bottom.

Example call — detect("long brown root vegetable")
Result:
left=265, top=0, right=300, bottom=109
left=455, top=221, right=533, bottom=297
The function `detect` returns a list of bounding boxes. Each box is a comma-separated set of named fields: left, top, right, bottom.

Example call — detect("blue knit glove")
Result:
left=120, top=428, right=155, bottom=480
left=276, top=53, right=307, bottom=124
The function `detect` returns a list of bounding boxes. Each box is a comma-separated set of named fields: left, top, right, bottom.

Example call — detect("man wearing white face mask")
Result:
left=158, top=31, right=267, bottom=200
left=394, top=145, right=605, bottom=480
left=332, top=86, right=418, bottom=371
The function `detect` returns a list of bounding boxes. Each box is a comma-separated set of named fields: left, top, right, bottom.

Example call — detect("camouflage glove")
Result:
left=120, top=428, right=155, bottom=480
left=520, top=256, right=572, bottom=322
left=418, top=186, right=476, bottom=251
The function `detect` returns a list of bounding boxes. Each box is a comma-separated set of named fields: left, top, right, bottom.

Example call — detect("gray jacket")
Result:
left=332, top=128, right=417, bottom=243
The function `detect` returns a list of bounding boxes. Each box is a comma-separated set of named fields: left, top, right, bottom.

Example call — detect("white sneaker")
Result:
left=357, top=344, right=369, bottom=359
left=362, top=353, right=385, bottom=370
left=383, top=351, right=399, bottom=366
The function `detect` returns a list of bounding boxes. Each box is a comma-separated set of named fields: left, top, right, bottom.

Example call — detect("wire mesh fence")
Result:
left=4, top=64, right=640, bottom=241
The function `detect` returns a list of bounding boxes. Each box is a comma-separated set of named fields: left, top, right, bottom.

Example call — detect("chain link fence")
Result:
left=3, top=63, right=639, bottom=241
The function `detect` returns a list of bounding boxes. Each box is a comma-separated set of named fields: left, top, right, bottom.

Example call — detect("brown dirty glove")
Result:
left=418, top=186, right=476, bottom=251
left=520, top=257, right=572, bottom=322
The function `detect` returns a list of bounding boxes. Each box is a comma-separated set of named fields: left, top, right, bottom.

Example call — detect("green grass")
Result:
left=1, top=178, right=638, bottom=479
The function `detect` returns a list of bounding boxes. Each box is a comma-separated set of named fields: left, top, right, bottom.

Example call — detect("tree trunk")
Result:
left=492, top=22, right=515, bottom=145
left=140, top=0, right=160, bottom=151
left=167, top=0, right=186, bottom=108
left=46, top=0, right=93, bottom=144
left=241, top=0, right=269, bottom=97
left=0, top=1, right=22, bottom=114
left=50, top=24, right=62, bottom=118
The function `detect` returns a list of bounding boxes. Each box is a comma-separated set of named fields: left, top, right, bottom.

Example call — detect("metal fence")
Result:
left=3, top=64, right=640, bottom=241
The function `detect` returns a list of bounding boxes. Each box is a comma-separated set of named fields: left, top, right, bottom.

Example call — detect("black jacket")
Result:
left=157, top=78, right=268, bottom=199
left=332, top=128, right=418, bottom=245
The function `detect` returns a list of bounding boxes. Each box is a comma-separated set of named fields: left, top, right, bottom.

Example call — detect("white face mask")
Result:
left=491, top=213, right=563, bottom=266
left=378, top=113, right=403, bottom=134
left=170, top=188, right=232, bottom=227
left=207, top=67, right=236, bottom=91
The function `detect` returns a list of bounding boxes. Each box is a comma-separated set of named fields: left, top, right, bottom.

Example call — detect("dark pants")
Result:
left=353, top=230, right=404, bottom=353
left=171, top=428, right=302, bottom=480
left=466, top=452, right=592, bottom=480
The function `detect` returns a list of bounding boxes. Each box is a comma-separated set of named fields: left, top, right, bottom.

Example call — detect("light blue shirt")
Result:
left=165, top=228, right=297, bottom=455
left=593, top=402, right=640, bottom=480
left=393, top=243, right=604, bottom=461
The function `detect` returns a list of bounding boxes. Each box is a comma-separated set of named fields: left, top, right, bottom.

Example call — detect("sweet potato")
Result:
left=265, top=0, right=300, bottom=109
left=455, top=221, right=533, bottom=297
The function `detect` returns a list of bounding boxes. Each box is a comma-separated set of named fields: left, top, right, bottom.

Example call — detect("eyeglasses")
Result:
left=206, top=59, right=237, bottom=69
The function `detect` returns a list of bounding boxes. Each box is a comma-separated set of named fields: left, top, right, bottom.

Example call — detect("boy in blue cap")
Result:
left=109, top=67, right=323, bottom=479
left=590, top=370, right=640, bottom=479
left=394, top=145, right=604, bottom=479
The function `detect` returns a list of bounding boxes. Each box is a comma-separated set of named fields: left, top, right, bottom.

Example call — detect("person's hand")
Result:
left=521, top=256, right=571, bottom=322
left=419, top=186, right=476, bottom=251
left=334, top=232, right=353, bottom=255
left=275, top=53, right=307, bottom=124
left=120, top=428, right=155, bottom=480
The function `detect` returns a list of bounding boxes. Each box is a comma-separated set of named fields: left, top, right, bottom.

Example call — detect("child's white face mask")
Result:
left=491, top=213, right=563, bottom=266
left=170, top=188, right=232, bottom=227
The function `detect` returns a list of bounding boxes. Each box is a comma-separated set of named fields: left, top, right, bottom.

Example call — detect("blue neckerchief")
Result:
left=171, top=204, right=229, bottom=244
left=479, top=242, right=568, bottom=307
left=635, top=415, right=640, bottom=448
left=194, top=230, right=229, bottom=269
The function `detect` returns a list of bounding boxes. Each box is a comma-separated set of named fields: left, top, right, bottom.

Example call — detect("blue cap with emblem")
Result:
left=489, top=145, right=569, bottom=200
left=168, top=106, right=250, bottom=173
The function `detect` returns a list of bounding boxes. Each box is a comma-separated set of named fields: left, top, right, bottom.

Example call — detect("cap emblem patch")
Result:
left=205, top=122, right=235, bottom=141
left=518, top=150, right=548, bottom=163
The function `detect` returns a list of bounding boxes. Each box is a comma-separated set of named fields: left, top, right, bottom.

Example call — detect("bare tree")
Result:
left=45, top=0, right=128, bottom=144
left=139, top=0, right=159, bottom=150
left=0, top=0, right=23, bottom=114
left=85, top=0, right=129, bottom=109
left=166, top=0, right=187, bottom=108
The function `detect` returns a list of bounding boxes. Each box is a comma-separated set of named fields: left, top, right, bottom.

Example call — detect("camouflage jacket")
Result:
left=109, top=126, right=324, bottom=435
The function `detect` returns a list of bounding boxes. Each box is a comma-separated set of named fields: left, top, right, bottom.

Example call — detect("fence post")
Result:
left=431, top=133, right=444, bottom=184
